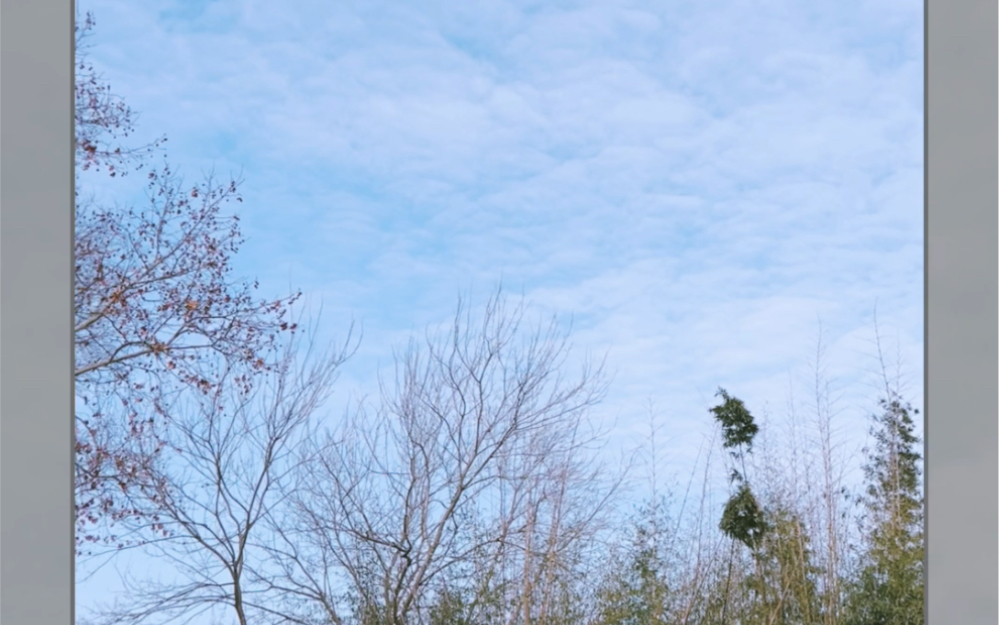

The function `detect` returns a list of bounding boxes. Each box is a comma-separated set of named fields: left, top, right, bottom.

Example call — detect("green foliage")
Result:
left=353, top=601, right=390, bottom=625
left=593, top=505, right=671, bottom=625
left=842, top=392, right=924, bottom=625
left=719, top=484, right=768, bottom=550
left=428, top=589, right=474, bottom=625
left=756, top=508, right=822, bottom=625
left=711, top=390, right=769, bottom=553
left=711, top=388, right=760, bottom=455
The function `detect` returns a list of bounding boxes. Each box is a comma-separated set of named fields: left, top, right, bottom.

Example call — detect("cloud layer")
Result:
left=77, top=0, right=923, bottom=615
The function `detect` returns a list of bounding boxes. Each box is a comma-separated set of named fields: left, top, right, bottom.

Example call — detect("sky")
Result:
left=76, top=0, right=924, bottom=620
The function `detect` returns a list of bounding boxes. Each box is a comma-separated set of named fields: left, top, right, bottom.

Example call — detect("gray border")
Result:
left=0, top=0, right=74, bottom=624
left=926, top=0, right=999, bottom=623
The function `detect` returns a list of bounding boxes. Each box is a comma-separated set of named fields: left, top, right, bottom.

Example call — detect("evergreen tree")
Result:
left=712, top=389, right=768, bottom=550
left=843, top=391, right=924, bottom=625
left=710, top=389, right=772, bottom=622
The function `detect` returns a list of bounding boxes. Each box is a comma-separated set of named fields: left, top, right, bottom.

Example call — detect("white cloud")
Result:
left=77, top=0, right=923, bottom=615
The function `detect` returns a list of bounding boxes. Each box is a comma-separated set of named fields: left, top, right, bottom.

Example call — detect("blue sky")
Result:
left=76, top=0, right=923, bottom=619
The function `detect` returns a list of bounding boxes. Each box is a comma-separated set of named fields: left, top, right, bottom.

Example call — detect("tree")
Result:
left=710, top=388, right=777, bottom=623
left=806, top=326, right=849, bottom=625
left=839, top=321, right=923, bottom=625
left=753, top=505, right=822, bottom=625
left=268, top=291, right=617, bottom=625
left=74, top=13, right=299, bottom=554
left=591, top=411, right=709, bottom=625
left=841, top=390, right=923, bottom=625
left=80, top=329, right=352, bottom=625
left=592, top=502, right=672, bottom=625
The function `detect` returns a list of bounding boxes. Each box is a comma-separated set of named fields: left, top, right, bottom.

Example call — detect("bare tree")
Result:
left=79, top=327, right=353, bottom=625
left=807, top=324, right=850, bottom=625
left=268, top=291, right=615, bottom=625
left=480, top=406, right=621, bottom=625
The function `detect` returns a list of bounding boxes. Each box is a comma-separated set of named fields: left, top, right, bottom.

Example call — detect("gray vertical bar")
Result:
left=0, top=1, right=74, bottom=624
left=925, top=0, right=998, bottom=623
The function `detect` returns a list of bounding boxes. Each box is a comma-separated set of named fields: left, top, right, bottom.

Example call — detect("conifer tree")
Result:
left=842, top=391, right=924, bottom=625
